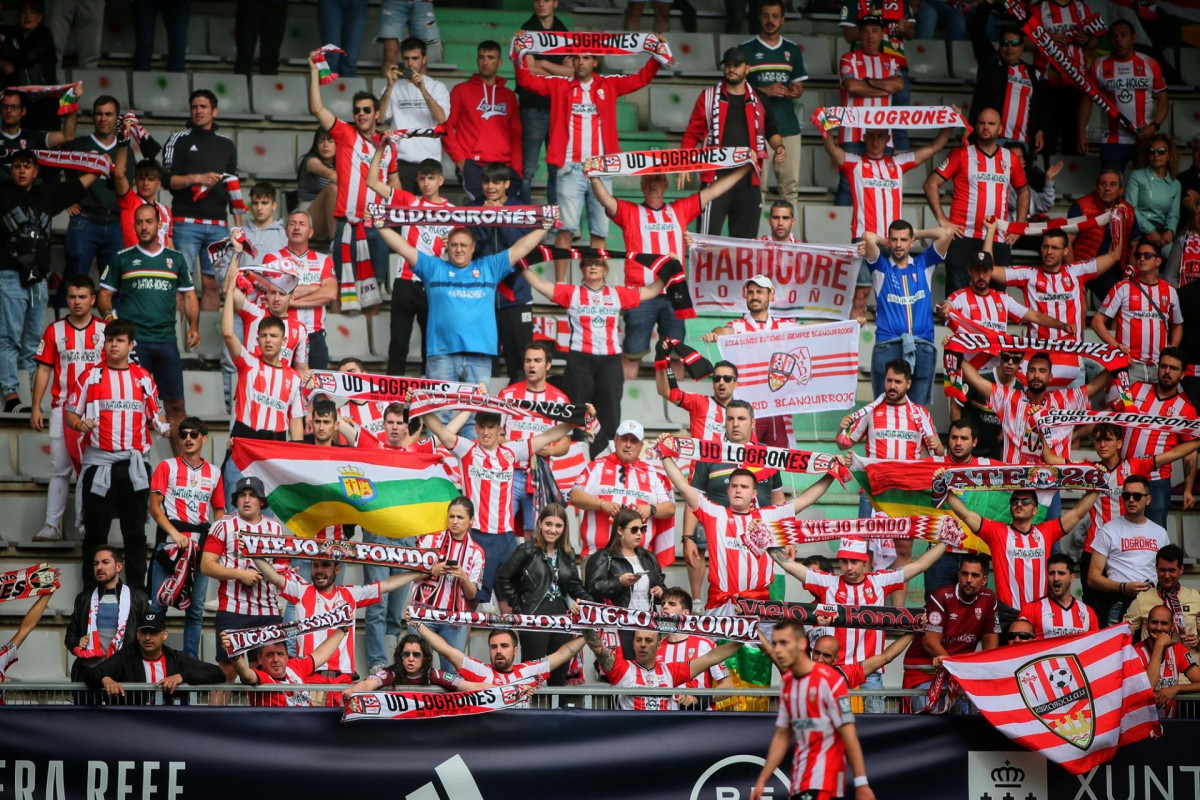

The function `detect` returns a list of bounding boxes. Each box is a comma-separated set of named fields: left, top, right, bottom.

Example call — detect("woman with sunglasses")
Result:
left=1127, top=135, right=1181, bottom=256
left=585, top=508, right=666, bottom=657
left=494, top=503, right=593, bottom=685
left=347, top=634, right=491, bottom=694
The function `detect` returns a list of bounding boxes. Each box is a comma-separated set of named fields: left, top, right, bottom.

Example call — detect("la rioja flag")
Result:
left=941, top=624, right=1160, bottom=774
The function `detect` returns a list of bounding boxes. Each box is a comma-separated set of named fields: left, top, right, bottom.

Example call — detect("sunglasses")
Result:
left=1009, top=632, right=1035, bottom=641
left=179, top=430, right=204, bottom=440
left=1149, top=147, right=1168, bottom=155
left=712, top=374, right=736, bottom=384
left=1121, top=491, right=1147, bottom=501
left=1009, top=496, right=1035, bottom=507
left=625, top=525, right=646, bottom=534
left=353, top=105, right=375, bottom=114
left=1000, top=39, right=1022, bottom=46
left=1134, top=251, right=1157, bottom=260
left=401, top=651, right=424, bottom=659
left=1000, top=353, right=1023, bottom=363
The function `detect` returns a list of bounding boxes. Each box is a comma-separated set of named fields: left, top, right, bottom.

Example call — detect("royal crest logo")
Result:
left=1016, top=654, right=1094, bottom=749
left=339, top=465, right=376, bottom=504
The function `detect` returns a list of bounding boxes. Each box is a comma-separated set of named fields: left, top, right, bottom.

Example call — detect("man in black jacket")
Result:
left=83, top=611, right=224, bottom=704
left=65, top=545, right=150, bottom=681
left=968, top=2, right=1042, bottom=153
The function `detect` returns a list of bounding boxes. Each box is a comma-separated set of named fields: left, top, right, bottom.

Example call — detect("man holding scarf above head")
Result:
left=681, top=48, right=785, bottom=240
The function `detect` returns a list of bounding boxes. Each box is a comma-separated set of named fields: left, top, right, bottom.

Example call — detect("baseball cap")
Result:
left=138, top=612, right=167, bottom=632
left=835, top=537, right=870, bottom=562
left=858, top=14, right=885, bottom=26
left=234, top=476, right=269, bottom=507
left=745, top=275, right=775, bottom=291
left=721, top=47, right=748, bottom=66
left=968, top=251, right=994, bottom=270
left=615, top=420, right=645, bottom=440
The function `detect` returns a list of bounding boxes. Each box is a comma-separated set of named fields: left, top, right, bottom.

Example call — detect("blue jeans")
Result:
left=317, top=0, right=368, bottom=77
left=834, top=142, right=867, bottom=207
left=376, top=0, right=440, bottom=47
left=62, top=216, right=123, bottom=308
left=520, top=107, right=557, bottom=205
left=556, top=162, right=609, bottom=238
left=916, top=0, right=966, bottom=63
left=172, top=220, right=227, bottom=303
left=861, top=667, right=885, bottom=714
left=419, top=621, right=468, bottom=676
left=362, top=531, right=413, bottom=668
left=149, top=542, right=210, bottom=658
left=474, top=531, right=519, bottom=605
left=1148, top=477, right=1171, bottom=530
left=0, top=272, right=47, bottom=397
left=512, top=468, right=534, bottom=534
left=621, top=295, right=686, bottom=358
left=426, top=353, right=492, bottom=440
left=132, top=0, right=190, bottom=72
left=334, top=218, right=392, bottom=289
left=870, top=337, right=937, bottom=407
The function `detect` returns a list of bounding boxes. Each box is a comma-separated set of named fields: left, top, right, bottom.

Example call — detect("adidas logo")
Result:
left=405, top=755, right=485, bottom=800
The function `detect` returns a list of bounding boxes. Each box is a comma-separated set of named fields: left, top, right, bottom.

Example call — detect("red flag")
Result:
left=941, top=625, right=1161, bottom=774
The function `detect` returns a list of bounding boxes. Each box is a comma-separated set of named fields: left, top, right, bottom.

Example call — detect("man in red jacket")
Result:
left=514, top=44, right=662, bottom=279
left=445, top=40, right=524, bottom=204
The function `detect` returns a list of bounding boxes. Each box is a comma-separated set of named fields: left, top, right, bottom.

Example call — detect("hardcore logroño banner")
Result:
left=0, top=710, right=1193, bottom=799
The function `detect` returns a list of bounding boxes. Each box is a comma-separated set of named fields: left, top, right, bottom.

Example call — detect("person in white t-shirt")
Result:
left=1088, top=474, right=1171, bottom=624
left=379, top=38, right=450, bottom=191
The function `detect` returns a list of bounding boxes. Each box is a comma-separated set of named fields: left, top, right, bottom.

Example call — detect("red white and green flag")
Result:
left=230, top=439, right=459, bottom=539
left=941, top=625, right=1161, bottom=774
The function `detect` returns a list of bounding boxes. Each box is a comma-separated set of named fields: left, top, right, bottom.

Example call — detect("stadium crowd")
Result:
left=0, top=0, right=1199, bottom=791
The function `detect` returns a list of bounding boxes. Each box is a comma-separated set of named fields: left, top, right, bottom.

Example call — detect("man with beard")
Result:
left=66, top=546, right=150, bottom=682
left=1125, top=545, right=1200, bottom=654
left=923, top=419, right=995, bottom=593
left=85, top=612, right=224, bottom=704
left=1019, top=553, right=1097, bottom=638
left=1069, top=169, right=1139, bottom=303
left=415, top=624, right=585, bottom=697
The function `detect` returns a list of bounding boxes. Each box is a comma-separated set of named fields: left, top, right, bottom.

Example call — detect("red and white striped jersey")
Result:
left=936, top=145, right=1026, bottom=240
left=1028, top=0, right=1092, bottom=86
left=976, top=518, right=1069, bottom=608
left=341, top=399, right=388, bottom=438
left=989, top=383, right=1088, bottom=464
left=1006, top=260, right=1099, bottom=339
left=723, top=314, right=799, bottom=334
left=1136, top=639, right=1197, bottom=718
left=1120, top=382, right=1197, bottom=482
left=280, top=577, right=381, bottom=675
left=203, top=514, right=284, bottom=616
left=498, top=381, right=570, bottom=470
left=999, top=64, right=1037, bottom=141
left=141, top=655, right=168, bottom=684
left=1090, top=54, right=1166, bottom=145
left=603, top=652, right=692, bottom=711
left=552, top=283, right=640, bottom=356
left=1085, top=455, right=1156, bottom=551
left=410, top=531, right=485, bottom=612
left=386, top=188, right=453, bottom=281
left=677, top=391, right=727, bottom=442
left=150, top=457, right=224, bottom=525
left=803, top=569, right=906, bottom=662
left=237, top=303, right=309, bottom=368
left=1099, top=279, right=1181, bottom=364
left=571, top=455, right=673, bottom=556
left=843, top=396, right=937, bottom=460
left=612, top=195, right=703, bottom=285
left=549, top=441, right=589, bottom=495
left=459, top=655, right=550, bottom=686
left=66, top=363, right=162, bottom=454
left=945, top=287, right=1029, bottom=333
left=328, top=119, right=396, bottom=222
left=1019, top=596, right=1097, bottom=638
left=450, top=436, right=534, bottom=534
left=838, top=51, right=900, bottom=145
left=232, top=350, right=304, bottom=434
left=34, top=317, right=104, bottom=408
left=841, top=151, right=917, bottom=240
left=657, top=634, right=728, bottom=690
left=694, top=496, right=788, bottom=609
left=564, top=79, right=603, bottom=163
left=260, top=248, right=335, bottom=332
left=250, top=656, right=318, bottom=707
left=775, top=664, right=853, bottom=797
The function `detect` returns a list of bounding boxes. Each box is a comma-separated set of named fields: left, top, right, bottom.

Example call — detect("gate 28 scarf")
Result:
left=73, top=585, right=131, bottom=659
left=931, top=463, right=1107, bottom=508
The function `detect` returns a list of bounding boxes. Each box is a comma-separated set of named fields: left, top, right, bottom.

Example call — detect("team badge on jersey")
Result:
left=1017, top=655, right=1094, bottom=749
left=339, top=465, right=376, bottom=504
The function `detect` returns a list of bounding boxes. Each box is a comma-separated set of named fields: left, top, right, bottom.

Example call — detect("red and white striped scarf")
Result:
left=338, top=222, right=379, bottom=311
left=4, top=82, right=79, bottom=115
left=703, top=84, right=766, bottom=158
left=13, top=148, right=111, bottom=175
left=994, top=208, right=1115, bottom=237
left=739, top=515, right=968, bottom=556
left=311, top=44, right=347, bottom=85
left=73, top=585, right=130, bottom=659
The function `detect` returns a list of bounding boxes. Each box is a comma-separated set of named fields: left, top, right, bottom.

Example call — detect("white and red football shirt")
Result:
left=1019, top=596, right=1097, bottom=639
left=552, top=283, right=641, bottom=356
left=803, top=569, right=906, bottom=662
left=693, top=496, right=788, bottom=610
left=999, top=64, right=1037, bottom=141
left=459, top=655, right=550, bottom=686
left=571, top=455, right=673, bottom=556
left=838, top=51, right=900, bottom=145
left=989, top=383, right=1088, bottom=464
left=936, top=144, right=1027, bottom=240
left=150, top=457, right=224, bottom=525
left=776, top=664, right=853, bottom=797
left=945, top=287, right=1030, bottom=333
left=657, top=634, right=728, bottom=690
left=203, top=514, right=284, bottom=616
left=232, top=350, right=304, bottom=434
left=385, top=187, right=454, bottom=281
left=1090, top=54, right=1166, bottom=145
left=34, top=316, right=104, bottom=408
left=498, top=381, right=570, bottom=470
left=67, top=363, right=162, bottom=454
left=341, top=399, right=388, bottom=437
left=1136, top=639, right=1197, bottom=718
left=843, top=396, right=937, bottom=460
left=564, top=79, right=602, bottom=163
left=450, top=436, right=535, bottom=534
left=976, top=518, right=1069, bottom=608
left=260, top=247, right=335, bottom=332
left=328, top=119, right=396, bottom=222
left=723, top=314, right=800, bottom=334
left=603, top=652, right=692, bottom=711
left=1120, top=382, right=1197, bottom=482
left=237, top=303, right=309, bottom=368
left=1006, top=260, right=1099, bottom=339
left=677, top=391, right=726, bottom=442
left=410, top=531, right=485, bottom=612
left=280, top=577, right=381, bottom=675
left=250, top=656, right=318, bottom=707
left=1099, top=279, right=1181, bottom=365
left=612, top=194, right=703, bottom=285
left=842, top=151, right=917, bottom=240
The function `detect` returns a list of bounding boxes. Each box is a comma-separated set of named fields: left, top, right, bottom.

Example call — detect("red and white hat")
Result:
left=835, top=537, right=869, bottom=562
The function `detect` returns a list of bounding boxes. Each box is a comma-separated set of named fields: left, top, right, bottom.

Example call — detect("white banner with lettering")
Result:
left=716, top=321, right=861, bottom=418
left=687, top=233, right=858, bottom=320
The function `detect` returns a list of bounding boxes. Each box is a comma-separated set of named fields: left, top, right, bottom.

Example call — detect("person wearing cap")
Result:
left=968, top=6, right=1043, bottom=152
left=681, top=47, right=785, bottom=240
left=82, top=610, right=224, bottom=704
left=773, top=533, right=950, bottom=712
left=838, top=0, right=914, bottom=149
left=569, top=419, right=677, bottom=566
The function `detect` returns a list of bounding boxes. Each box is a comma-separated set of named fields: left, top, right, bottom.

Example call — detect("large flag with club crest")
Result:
left=230, top=439, right=459, bottom=539
left=941, top=625, right=1161, bottom=774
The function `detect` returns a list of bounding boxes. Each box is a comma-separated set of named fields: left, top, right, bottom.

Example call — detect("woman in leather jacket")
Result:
left=584, top=507, right=665, bottom=656
left=494, top=503, right=591, bottom=685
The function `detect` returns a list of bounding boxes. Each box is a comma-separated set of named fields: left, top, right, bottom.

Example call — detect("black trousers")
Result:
left=234, top=1, right=287, bottom=74
left=517, top=598, right=573, bottom=686
left=562, top=351, right=623, bottom=459
left=1039, top=83, right=1083, bottom=158
left=388, top=278, right=428, bottom=375
left=81, top=460, right=151, bottom=591
left=496, top=304, right=533, bottom=383
left=307, top=329, right=329, bottom=371
left=700, top=173, right=761, bottom=239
